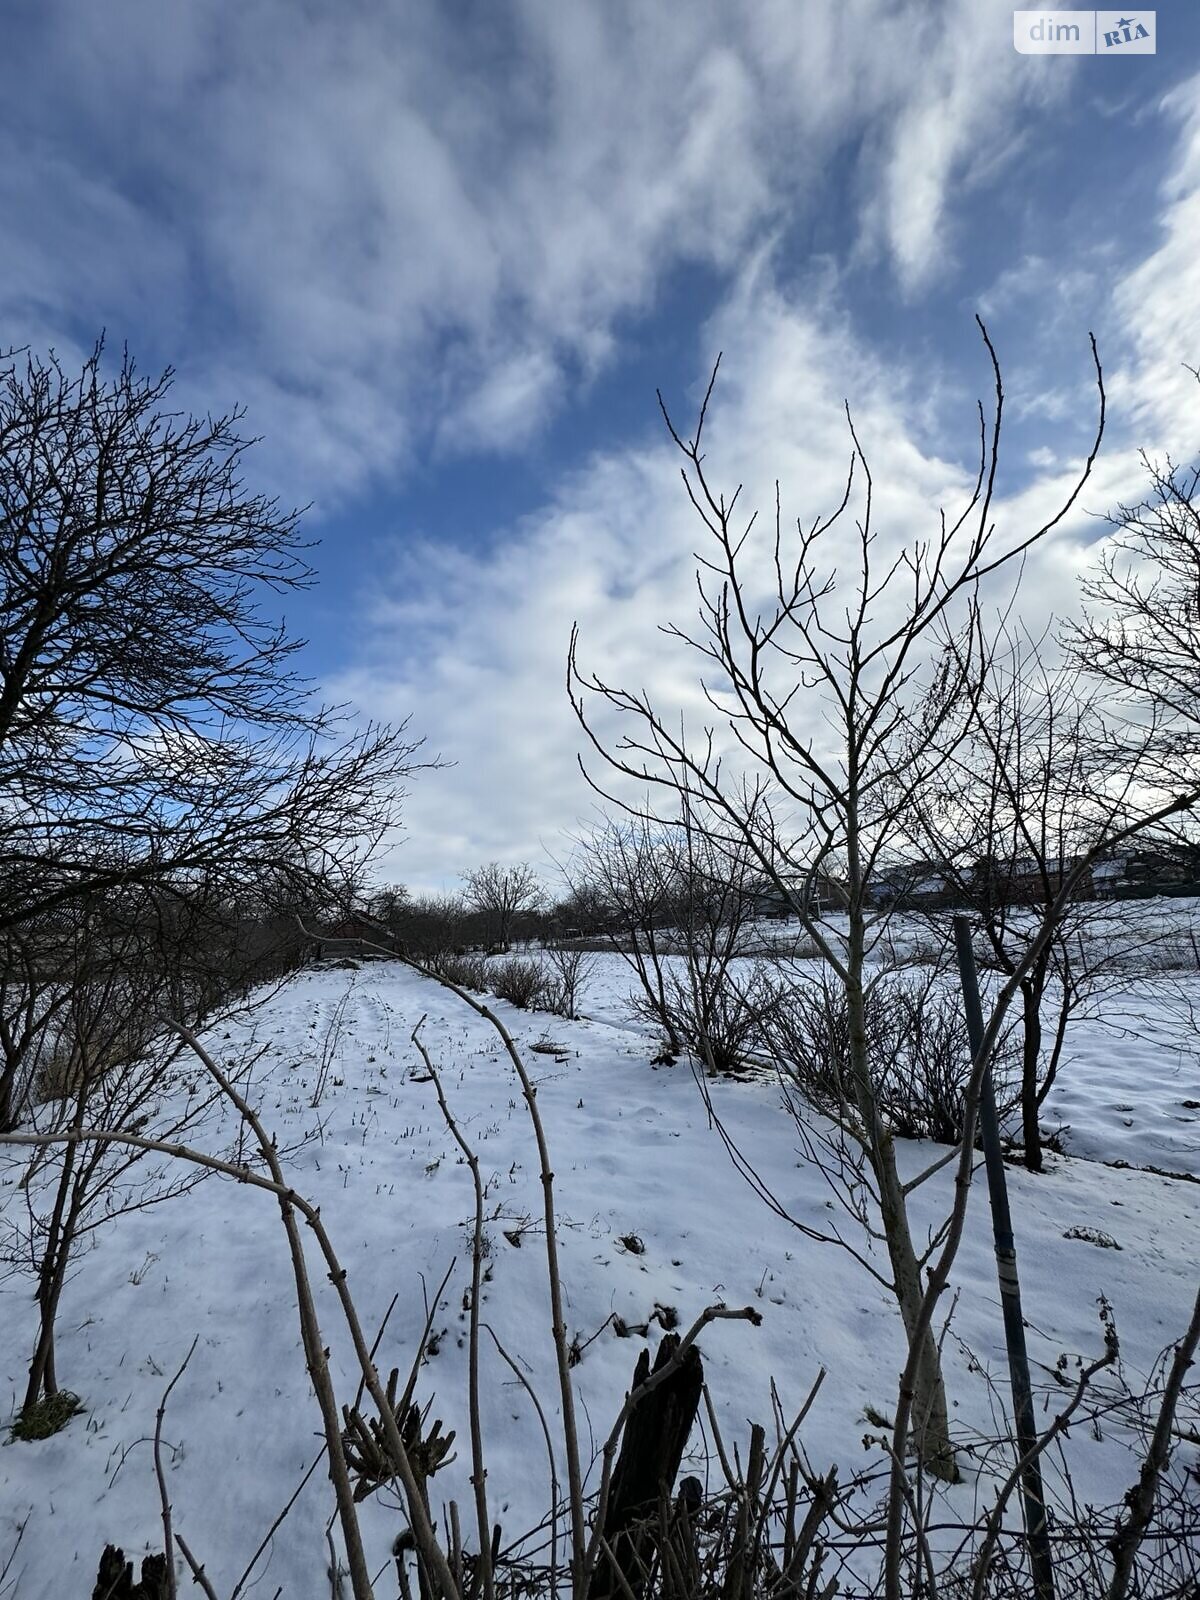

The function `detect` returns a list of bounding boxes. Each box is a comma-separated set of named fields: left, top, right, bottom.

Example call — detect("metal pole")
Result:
left=953, top=915, right=1055, bottom=1600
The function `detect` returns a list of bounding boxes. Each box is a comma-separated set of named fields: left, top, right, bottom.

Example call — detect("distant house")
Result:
left=748, top=873, right=842, bottom=920
left=974, top=855, right=1079, bottom=905
left=865, top=846, right=1200, bottom=910
left=311, top=912, right=396, bottom=961
left=869, top=863, right=956, bottom=910
left=1090, top=847, right=1200, bottom=900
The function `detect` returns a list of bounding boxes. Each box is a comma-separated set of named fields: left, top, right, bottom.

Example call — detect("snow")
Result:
left=1043, top=994, right=1200, bottom=1174
left=2, top=944, right=1199, bottom=1595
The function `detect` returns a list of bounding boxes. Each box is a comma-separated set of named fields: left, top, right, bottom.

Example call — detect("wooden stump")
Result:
left=92, top=1544, right=170, bottom=1600
left=588, top=1333, right=704, bottom=1600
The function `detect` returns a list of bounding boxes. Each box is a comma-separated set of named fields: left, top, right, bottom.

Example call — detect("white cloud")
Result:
left=437, top=347, right=564, bottom=456
left=4, top=0, right=1057, bottom=500
left=867, top=7, right=1064, bottom=293
left=977, top=255, right=1100, bottom=321
left=338, top=57, right=1200, bottom=890
left=1106, top=76, right=1200, bottom=455
left=13, top=5, right=1200, bottom=891
left=337, top=263, right=1114, bottom=891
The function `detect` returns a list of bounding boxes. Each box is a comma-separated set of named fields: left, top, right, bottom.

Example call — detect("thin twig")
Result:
left=154, top=1334, right=199, bottom=1600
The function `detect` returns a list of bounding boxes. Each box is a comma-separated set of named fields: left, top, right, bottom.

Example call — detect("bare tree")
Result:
left=567, top=327, right=1131, bottom=1482
left=905, top=624, right=1171, bottom=1170
left=462, top=862, right=545, bottom=952
left=663, top=808, right=783, bottom=1073
left=384, top=892, right=477, bottom=964
left=3, top=897, right=215, bottom=1416
left=566, top=810, right=776, bottom=1068
left=1066, top=404, right=1200, bottom=903
left=1069, top=393, right=1200, bottom=738
left=0, top=921, right=73, bottom=1134
left=542, top=941, right=595, bottom=1019
left=366, top=883, right=411, bottom=931
left=566, top=816, right=687, bottom=1054
left=551, top=878, right=614, bottom=940
left=0, top=340, right=431, bottom=934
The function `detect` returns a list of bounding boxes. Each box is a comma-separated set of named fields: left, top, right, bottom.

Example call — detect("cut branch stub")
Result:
left=588, top=1332, right=704, bottom=1600
left=92, top=1544, right=170, bottom=1600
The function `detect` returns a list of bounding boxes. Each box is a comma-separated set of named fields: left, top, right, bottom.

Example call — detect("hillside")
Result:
left=2, top=953, right=1197, bottom=1594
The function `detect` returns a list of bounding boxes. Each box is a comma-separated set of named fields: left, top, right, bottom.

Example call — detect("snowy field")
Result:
left=579, top=938, right=1200, bottom=1180
left=1, top=941, right=1199, bottom=1594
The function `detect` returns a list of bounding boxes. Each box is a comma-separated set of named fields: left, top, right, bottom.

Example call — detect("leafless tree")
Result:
left=1065, top=405, right=1200, bottom=895
left=565, top=812, right=773, bottom=1067
left=384, top=892, right=477, bottom=964
left=462, top=862, right=545, bottom=952
left=668, top=805, right=785, bottom=1074
left=565, top=326, right=1197, bottom=1486
left=904, top=623, right=1174, bottom=1170
left=367, top=883, right=412, bottom=931
left=566, top=816, right=687, bottom=1053
left=2, top=897, right=219, bottom=1415
left=0, top=859, right=336, bottom=1143
left=1068, top=388, right=1200, bottom=742
left=0, top=920, right=74, bottom=1134
left=542, top=942, right=595, bottom=1019
left=551, top=879, right=613, bottom=940
left=0, top=341, right=431, bottom=935
left=767, top=959, right=1014, bottom=1148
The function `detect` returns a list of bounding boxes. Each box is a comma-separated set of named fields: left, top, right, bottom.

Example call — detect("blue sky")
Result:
left=4, top=1, right=1199, bottom=890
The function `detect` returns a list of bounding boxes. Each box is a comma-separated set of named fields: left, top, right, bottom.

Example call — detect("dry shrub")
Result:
left=768, top=971, right=1016, bottom=1144
left=429, top=951, right=490, bottom=992
left=488, top=956, right=554, bottom=1011
left=634, top=960, right=783, bottom=1075
left=34, top=982, right=157, bottom=1108
left=542, top=944, right=594, bottom=1019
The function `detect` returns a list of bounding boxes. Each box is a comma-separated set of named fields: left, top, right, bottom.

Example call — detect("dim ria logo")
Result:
left=1013, top=11, right=1156, bottom=53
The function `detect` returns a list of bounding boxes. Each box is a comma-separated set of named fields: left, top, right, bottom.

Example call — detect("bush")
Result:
left=880, top=982, right=1005, bottom=1143
left=632, top=959, right=783, bottom=1075
left=542, top=945, right=594, bottom=1019
left=768, top=972, right=1015, bottom=1144
left=33, top=977, right=158, bottom=1108
left=488, top=956, right=554, bottom=1010
left=429, top=950, right=490, bottom=992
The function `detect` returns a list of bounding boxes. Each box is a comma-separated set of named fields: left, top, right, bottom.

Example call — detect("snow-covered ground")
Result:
left=579, top=939, right=1200, bottom=1178
left=1, top=947, right=1198, bottom=1595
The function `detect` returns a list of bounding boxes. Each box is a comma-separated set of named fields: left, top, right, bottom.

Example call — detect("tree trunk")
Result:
left=24, top=1131, right=80, bottom=1409
left=1037, top=978, right=1072, bottom=1112
left=25, top=1260, right=66, bottom=1410
left=0, top=1061, right=14, bottom=1134
left=846, top=965, right=958, bottom=1483
left=1020, top=979, right=1044, bottom=1172
left=632, top=926, right=681, bottom=1055
left=873, top=1132, right=959, bottom=1482
left=92, top=1544, right=170, bottom=1600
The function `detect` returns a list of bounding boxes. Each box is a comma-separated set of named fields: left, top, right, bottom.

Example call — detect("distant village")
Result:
left=305, top=844, right=1200, bottom=963
left=753, top=844, right=1200, bottom=919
